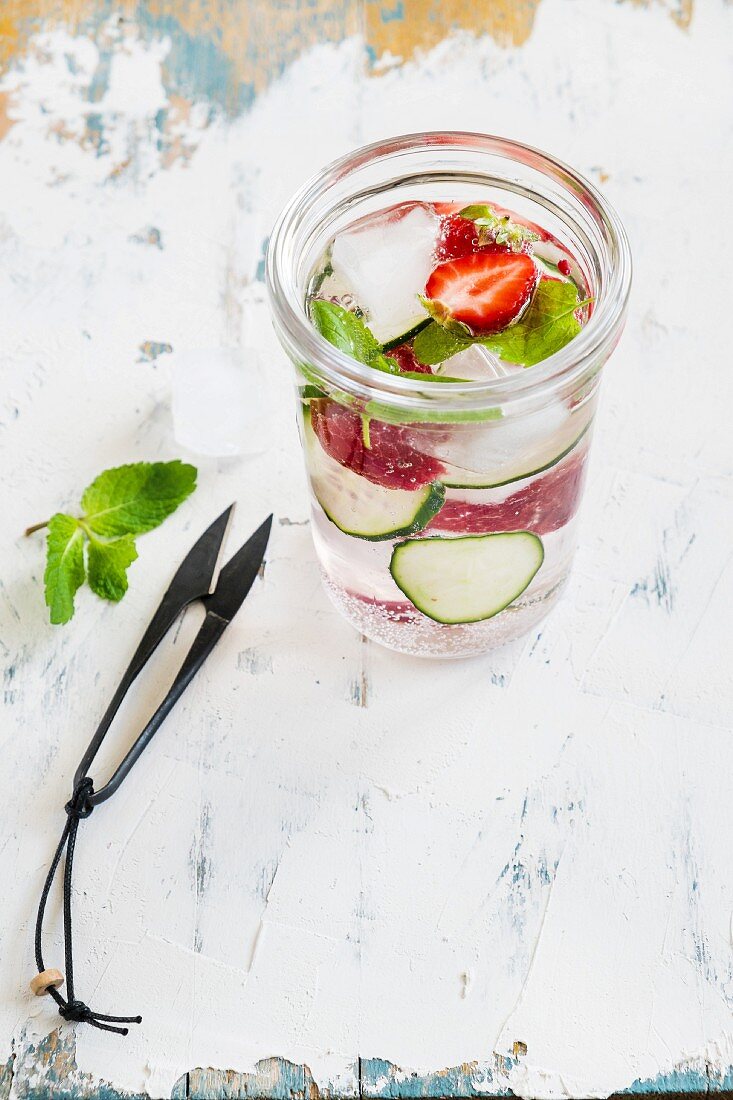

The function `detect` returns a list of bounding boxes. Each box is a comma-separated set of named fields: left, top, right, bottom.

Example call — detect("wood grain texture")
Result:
left=0, top=0, right=695, bottom=109
left=0, top=0, right=731, bottom=1097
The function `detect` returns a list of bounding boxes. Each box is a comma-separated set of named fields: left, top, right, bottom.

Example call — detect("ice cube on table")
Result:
left=171, top=347, right=274, bottom=457
left=330, top=202, right=438, bottom=344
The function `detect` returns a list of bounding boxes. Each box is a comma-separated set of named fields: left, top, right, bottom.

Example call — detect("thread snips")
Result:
left=31, top=505, right=272, bottom=1034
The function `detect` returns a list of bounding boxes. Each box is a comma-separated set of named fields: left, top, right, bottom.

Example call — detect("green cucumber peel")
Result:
left=303, top=409, right=445, bottom=541
left=331, top=480, right=445, bottom=543
left=441, top=420, right=591, bottom=489
left=390, top=530, right=544, bottom=624
left=381, top=318, right=431, bottom=351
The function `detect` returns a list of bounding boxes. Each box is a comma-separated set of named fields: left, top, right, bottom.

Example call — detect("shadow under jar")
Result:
left=267, top=132, right=631, bottom=658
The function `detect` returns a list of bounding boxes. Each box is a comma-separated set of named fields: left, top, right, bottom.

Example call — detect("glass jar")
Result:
left=267, top=132, right=631, bottom=658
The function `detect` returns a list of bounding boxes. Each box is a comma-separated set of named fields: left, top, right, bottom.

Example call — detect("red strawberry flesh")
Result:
left=311, top=400, right=445, bottom=490
left=385, top=343, right=433, bottom=375
left=435, top=214, right=481, bottom=262
left=427, top=447, right=588, bottom=537
left=425, top=251, right=539, bottom=335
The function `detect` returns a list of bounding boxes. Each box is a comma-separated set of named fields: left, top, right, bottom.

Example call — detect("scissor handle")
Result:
left=88, top=611, right=228, bottom=805
left=72, top=592, right=188, bottom=792
left=71, top=506, right=234, bottom=794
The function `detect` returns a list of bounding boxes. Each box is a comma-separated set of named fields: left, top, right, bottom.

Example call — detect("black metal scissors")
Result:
left=31, top=506, right=272, bottom=1034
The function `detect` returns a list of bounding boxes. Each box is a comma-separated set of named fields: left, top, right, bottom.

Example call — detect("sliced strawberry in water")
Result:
left=435, top=214, right=481, bottom=262
left=425, top=251, right=539, bottom=335
left=434, top=213, right=512, bottom=263
left=385, top=343, right=433, bottom=375
left=310, top=400, right=445, bottom=490
left=427, top=448, right=588, bottom=537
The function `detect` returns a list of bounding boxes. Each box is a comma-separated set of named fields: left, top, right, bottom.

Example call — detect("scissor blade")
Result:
left=74, top=504, right=235, bottom=793
left=167, top=504, right=235, bottom=602
left=205, top=513, right=272, bottom=623
left=117, top=504, right=234, bottom=668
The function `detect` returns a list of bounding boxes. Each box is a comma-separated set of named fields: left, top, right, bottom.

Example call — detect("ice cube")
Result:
left=171, top=347, right=274, bottom=457
left=441, top=344, right=518, bottom=381
left=427, top=399, right=573, bottom=478
left=330, top=202, right=438, bottom=344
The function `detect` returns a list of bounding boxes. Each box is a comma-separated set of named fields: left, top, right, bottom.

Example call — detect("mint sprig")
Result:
left=308, top=297, right=503, bottom=424
left=310, top=299, right=398, bottom=375
left=483, top=280, right=590, bottom=365
left=413, top=280, right=591, bottom=368
left=28, top=460, right=197, bottom=624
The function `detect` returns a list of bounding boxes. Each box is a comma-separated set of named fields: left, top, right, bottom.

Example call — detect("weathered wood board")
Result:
left=1, top=1, right=732, bottom=1097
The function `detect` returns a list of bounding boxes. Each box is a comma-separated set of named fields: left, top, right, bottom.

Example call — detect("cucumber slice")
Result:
left=304, top=412, right=445, bottom=541
left=381, top=318, right=431, bottom=352
left=440, top=421, right=590, bottom=489
left=390, top=531, right=544, bottom=624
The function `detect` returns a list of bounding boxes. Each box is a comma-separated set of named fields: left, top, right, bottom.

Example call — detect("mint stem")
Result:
left=24, top=520, right=50, bottom=537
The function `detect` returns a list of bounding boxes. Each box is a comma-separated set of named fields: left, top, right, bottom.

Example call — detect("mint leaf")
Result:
left=44, top=514, right=86, bottom=625
left=413, top=280, right=588, bottom=369
left=81, top=460, right=197, bottom=537
left=458, top=204, right=539, bottom=251
left=413, top=322, right=472, bottom=366
left=299, top=383, right=329, bottom=400
left=482, top=280, right=587, bottom=367
left=310, top=299, right=397, bottom=374
left=29, top=457, right=198, bottom=624
left=399, top=370, right=467, bottom=383
left=87, top=535, right=138, bottom=602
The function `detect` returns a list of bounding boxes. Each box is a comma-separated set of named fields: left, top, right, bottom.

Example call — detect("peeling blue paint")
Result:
left=0, top=1052, right=14, bottom=1100
left=84, top=112, right=109, bottom=157
left=130, top=226, right=163, bottom=249
left=381, top=2, right=405, bottom=23
left=617, top=1056, right=733, bottom=1094
left=87, top=48, right=112, bottom=104
left=361, top=1057, right=515, bottom=1098
left=12, top=1030, right=147, bottom=1100
left=136, top=9, right=250, bottom=114
left=187, top=1058, right=332, bottom=1099
left=255, top=237, right=269, bottom=283
left=9, top=1038, right=733, bottom=1098
left=138, top=340, right=173, bottom=363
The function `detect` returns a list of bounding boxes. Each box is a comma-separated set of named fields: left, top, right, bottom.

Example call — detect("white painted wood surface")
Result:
left=1, top=2, right=732, bottom=1097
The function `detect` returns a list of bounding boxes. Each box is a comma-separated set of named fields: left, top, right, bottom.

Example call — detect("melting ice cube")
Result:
left=427, top=399, right=574, bottom=479
left=330, top=202, right=439, bottom=344
left=171, top=347, right=273, bottom=457
left=441, top=343, right=516, bottom=381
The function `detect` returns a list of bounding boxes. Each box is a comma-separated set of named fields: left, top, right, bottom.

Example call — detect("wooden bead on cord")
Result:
left=30, top=969, right=64, bottom=996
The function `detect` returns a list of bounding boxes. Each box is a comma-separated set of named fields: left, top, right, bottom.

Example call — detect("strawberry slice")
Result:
left=425, top=251, right=539, bottom=335
left=385, top=343, right=433, bottom=375
left=311, top=400, right=444, bottom=490
left=434, top=213, right=513, bottom=263
left=435, top=213, right=482, bottom=262
left=427, top=448, right=588, bottom=537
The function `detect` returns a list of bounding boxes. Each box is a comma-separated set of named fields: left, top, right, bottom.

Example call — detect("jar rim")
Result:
left=266, top=131, right=632, bottom=412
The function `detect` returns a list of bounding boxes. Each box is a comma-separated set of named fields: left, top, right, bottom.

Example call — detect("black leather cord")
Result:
left=34, top=778, right=142, bottom=1036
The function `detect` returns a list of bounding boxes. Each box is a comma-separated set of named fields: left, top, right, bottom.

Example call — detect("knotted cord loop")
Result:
left=34, top=778, right=142, bottom=1037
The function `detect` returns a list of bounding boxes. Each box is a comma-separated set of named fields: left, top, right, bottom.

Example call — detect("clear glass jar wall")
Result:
left=267, top=133, right=631, bottom=657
